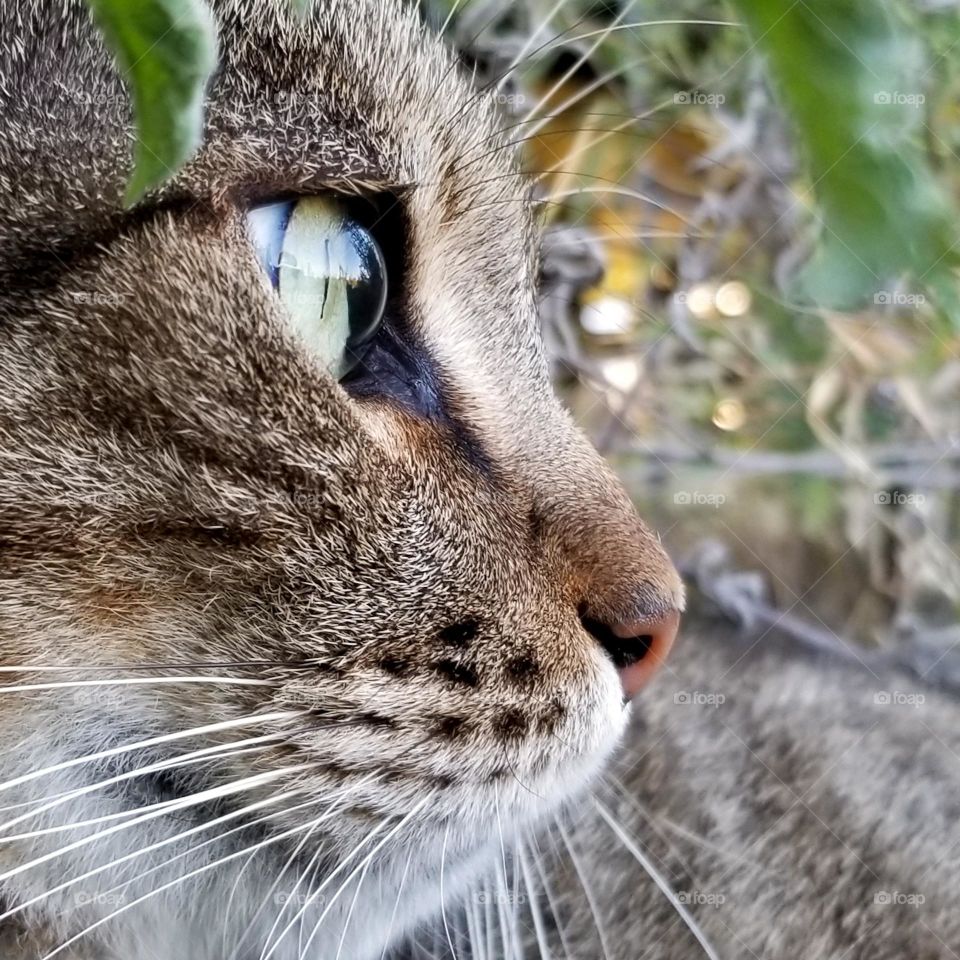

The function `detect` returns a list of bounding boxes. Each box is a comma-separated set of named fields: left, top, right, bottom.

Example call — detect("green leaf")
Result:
left=87, top=0, right=218, bottom=205
left=730, top=0, right=960, bottom=325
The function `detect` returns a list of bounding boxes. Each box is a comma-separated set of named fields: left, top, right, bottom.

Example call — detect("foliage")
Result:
left=86, top=0, right=217, bottom=203
left=732, top=0, right=960, bottom=323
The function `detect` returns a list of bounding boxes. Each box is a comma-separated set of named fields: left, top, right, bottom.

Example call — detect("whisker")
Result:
left=0, top=676, right=274, bottom=694
left=517, top=0, right=641, bottom=131
left=260, top=817, right=393, bottom=960
left=333, top=856, right=373, bottom=960
left=0, top=762, right=318, bottom=887
left=0, top=785, right=314, bottom=927
left=525, top=829, right=574, bottom=960
left=117, top=793, right=329, bottom=902
left=517, top=836, right=551, bottom=960
left=441, top=167, right=694, bottom=229
left=541, top=184, right=692, bottom=224
left=281, top=790, right=437, bottom=960
left=0, top=730, right=290, bottom=836
left=593, top=798, right=723, bottom=960
left=0, top=660, right=314, bottom=673
left=495, top=856, right=521, bottom=960
left=494, top=0, right=575, bottom=93
left=377, top=842, right=414, bottom=960
left=601, top=773, right=768, bottom=886
left=37, top=798, right=344, bottom=960
left=524, top=61, right=647, bottom=151
left=0, top=745, right=272, bottom=842
left=0, top=710, right=304, bottom=797
left=543, top=18, right=734, bottom=50
left=554, top=816, right=613, bottom=960
left=464, top=878, right=487, bottom=960
left=438, top=0, right=467, bottom=37
left=226, top=772, right=380, bottom=958
left=441, top=822, right=459, bottom=959
left=548, top=228, right=699, bottom=245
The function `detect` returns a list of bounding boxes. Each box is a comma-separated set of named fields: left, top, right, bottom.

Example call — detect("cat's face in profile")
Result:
left=0, top=1, right=682, bottom=956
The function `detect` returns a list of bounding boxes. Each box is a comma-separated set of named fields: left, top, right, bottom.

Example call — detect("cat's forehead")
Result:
left=3, top=0, right=522, bottom=219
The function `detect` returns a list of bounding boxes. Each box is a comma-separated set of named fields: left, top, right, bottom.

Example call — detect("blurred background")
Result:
left=426, top=0, right=960, bottom=687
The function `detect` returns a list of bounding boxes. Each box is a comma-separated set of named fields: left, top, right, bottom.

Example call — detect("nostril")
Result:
left=580, top=617, right=653, bottom=669
left=580, top=607, right=680, bottom=699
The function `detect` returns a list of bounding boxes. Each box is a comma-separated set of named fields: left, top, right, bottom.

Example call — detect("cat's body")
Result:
left=551, top=626, right=960, bottom=960
left=0, top=1, right=957, bottom=959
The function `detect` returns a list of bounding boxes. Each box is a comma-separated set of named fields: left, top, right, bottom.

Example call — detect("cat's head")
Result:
left=0, top=0, right=682, bottom=952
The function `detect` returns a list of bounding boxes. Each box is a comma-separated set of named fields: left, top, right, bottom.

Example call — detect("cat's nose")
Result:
left=580, top=608, right=680, bottom=699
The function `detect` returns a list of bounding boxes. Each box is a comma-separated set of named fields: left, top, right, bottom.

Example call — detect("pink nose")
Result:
left=613, top=610, right=680, bottom=698
left=582, top=609, right=680, bottom=699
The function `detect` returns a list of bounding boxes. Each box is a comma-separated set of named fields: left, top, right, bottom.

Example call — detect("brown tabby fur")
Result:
left=1, top=1, right=957, bottom=958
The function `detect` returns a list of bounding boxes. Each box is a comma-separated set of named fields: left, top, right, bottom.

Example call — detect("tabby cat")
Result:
left=0, top=1, right=957, bottom=959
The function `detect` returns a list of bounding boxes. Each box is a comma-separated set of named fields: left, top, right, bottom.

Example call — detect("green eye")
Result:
left=246, top=197, right=387, bottom=379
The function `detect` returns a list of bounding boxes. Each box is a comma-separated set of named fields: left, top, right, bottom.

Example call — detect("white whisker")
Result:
left=37, top=799, right=343, bottom=960
left=227, top=772, right=380, bottom=959
left=593, top=798, right=723, bottom=960
left=526, top=830, right=573, bottom=960
left=0, top=711, right=304, bottom=797
left=539, top=185, right=691, bottom=224
left=517, top=0, right=639, bottom=130
left=554, top=816, right=612, bottom=960
left=261, top=817, right=392, bottom=960
left=517, top=837, right=551, bottom=960
left=0, top=762, right=318, bottom=886
left=333, top=855, right=372, bottom=960
left=291, top=791, right=436, bottom=960
left=0, top=785, right=313, bottom=926
left=0, top=731, right=288, bottom=836
left=0, top=745, right=273, bottom=841
left=465, top=879, right=487, bottom=960
left=377, top=842, right=413, bottom=960
left=0, top=676, right=273, bottom=694
left=438, top=0, right=466, bottom=37
left=494, top=0, right=573, bottom=93
left=440, top=821, right=459, bottom=959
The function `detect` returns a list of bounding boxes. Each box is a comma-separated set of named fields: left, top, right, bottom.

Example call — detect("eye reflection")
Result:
left=246, top=196, right=387, bottom=378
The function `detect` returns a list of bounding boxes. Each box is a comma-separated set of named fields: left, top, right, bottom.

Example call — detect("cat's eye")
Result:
left=246, top=197, right=387, bottom=379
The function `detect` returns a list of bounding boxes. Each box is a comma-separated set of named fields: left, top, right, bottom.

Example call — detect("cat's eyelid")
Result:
left=229, top=175, right=416, bottom=211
